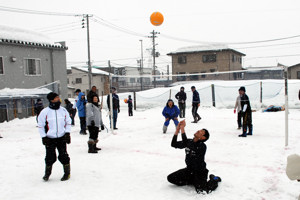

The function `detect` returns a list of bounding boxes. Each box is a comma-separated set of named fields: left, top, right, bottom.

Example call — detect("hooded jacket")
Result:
left=162, top=100, right=180, bottom=119
left=76, top=92, right=87, bottom=117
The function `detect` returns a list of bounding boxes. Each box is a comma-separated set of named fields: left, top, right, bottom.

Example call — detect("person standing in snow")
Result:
left=86, top=95, right=104, bottom=153
left=64, top=99, right=75, bottom=126
left=234, top=90, right=242, bottom=129
left=191, top=86, right=201, bottom=123
left=71, top=89, right=80, bottom=126
left=87, top=86, right=99, bottom=103
left=238, top=86, right=253, bottom=137
left=167, top=120, right=221, bottom=194
left=34, top=98, right=44, bottom=122
left=125, top=95, right=133, bottom=116
left=76, top=92, right=87, bottom=135
left=38, top=92, right=72, bottom=181
left=162, top=99, right=180, bottom=133
left=175, top=87, right=187, bottom=118
left=107, top=87, right=120, bottom=130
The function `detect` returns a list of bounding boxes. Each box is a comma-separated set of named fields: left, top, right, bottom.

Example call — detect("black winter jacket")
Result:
left=175, top=91, right=187, bottom=104
left=171, top=133, right=207, bottom=171
left=107, top=93, right=120, bottom=111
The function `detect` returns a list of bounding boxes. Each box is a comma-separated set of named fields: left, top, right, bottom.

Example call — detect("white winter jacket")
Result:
left=38, top=107, right=72, bottom=138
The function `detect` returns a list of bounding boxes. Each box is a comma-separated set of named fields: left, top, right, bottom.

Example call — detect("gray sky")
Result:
left=1, top=0, right=300, bottom=73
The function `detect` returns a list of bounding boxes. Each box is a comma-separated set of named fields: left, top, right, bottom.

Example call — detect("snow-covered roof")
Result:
left=167, top=44, right=245, bottom=56
left=0, top=25, right=67, bottom=49
left=71, top=66, right=111, bottom=76
left=0, top=88, right=51, bottom=98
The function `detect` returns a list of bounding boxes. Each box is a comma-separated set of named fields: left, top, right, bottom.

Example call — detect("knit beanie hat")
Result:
left=47, top=92, right=59, bottom=102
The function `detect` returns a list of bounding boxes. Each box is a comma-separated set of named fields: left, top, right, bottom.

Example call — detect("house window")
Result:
left=67, top=78, right=69, bottom=84
left=130, top=78, right=135, bottom=83
left=178, top=56, right=187, bottom=64
left=177, top=72, right=186, bottom=81
left=202, top=54, right=216, bottom=63
left=24, top=58, right=41, bottom=75
left=232, top=55, right=235, bottom=62
left=0, top=57, right=3, bottom=74
left=297, top=71, right=300, bottom=79
left=201, top=71, right=206, bottom=78
left=190, top=72, right=199, bottom=80
left=75, top=78, right=82, bottom=84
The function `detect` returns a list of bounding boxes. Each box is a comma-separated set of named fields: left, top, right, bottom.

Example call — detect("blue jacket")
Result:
left=192, top=90, right=200, bottom=104
left=76, top=92, right=87, bottom=117
left=162, top=105, right=180, bottom=119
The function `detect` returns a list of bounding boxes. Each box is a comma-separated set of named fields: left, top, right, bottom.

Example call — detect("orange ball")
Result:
left=150, top=12, right=164, bottom=26
left=124, top=98, right=128, bottom=103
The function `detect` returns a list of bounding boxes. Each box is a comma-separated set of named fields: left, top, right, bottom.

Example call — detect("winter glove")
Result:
left=91, top=120, right=95, bottom=127
left=118, top=108, right=120, bottom=113
left=234, top=109, right=236, bottom=114
left=101, top=125, right=105, bottom=130
left=42, top=137, right=51, bottom=146
left=64, top=132, right=71, bottom=144
left=83, top=101, right=87, bottom=105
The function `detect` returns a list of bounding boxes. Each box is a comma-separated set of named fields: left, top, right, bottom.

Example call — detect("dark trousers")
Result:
left=45, top=137, right=70, bottom=166
left=167, top=168, right=208, bottom=191
left=242, top=111, right=253, bottom=135
left=178, top=103, right=186, bottom=118
left=70, top=115, right=75, bottom=126
left=109, top=109, right=118, bottom=129
left=237, top=111, right=242, bottom=128
left=79, top=117, right=86, bottom=132
left=192, top=104, right=200, bottom=121
left=128, top=107, right=133, bottom=116
left=88, top=126, right=99, bottom=140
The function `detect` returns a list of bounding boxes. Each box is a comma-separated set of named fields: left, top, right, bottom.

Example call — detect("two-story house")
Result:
left=0, top=25, right=68, bottom=99
left=167, top=45, right=246, bottom=82
left=67, top=66, right=110, bottom=98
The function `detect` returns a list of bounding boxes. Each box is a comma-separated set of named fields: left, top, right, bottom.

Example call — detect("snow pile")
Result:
left=71, top=66, right=111, bottom=75
left=0, top=25, right=56, bottom=45
left=169, top=44, right=231, bottom=54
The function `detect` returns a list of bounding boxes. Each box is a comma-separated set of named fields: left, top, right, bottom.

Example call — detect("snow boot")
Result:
left=88, top=141, right=98, bottom=153
left=206, top=174, right=221, bottom=193
left=163, top=125, right=168, bottom=133
left=43, top=165, right=52, bottom=181
left=247, top=125, right=253, bottom=135
left=239, top=126, right=247, bottom=137
left=94, top=139, right=101, bottom=151
left=61, top=164, right=70, bottom=181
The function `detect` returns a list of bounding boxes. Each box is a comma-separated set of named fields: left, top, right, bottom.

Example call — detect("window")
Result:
left=233, top=72, right=243, bottom=79
left=67, top=78, right=69, bottom=84
left=178, top=56, right=187, bottom=64
left=232, top=55, right=235, bottom=62
left=0, top=57, right=3, bottom=74
left=190, top=72, right=199, bottom=80
left=177, top=72, right=186, bottom=81
left=24, top=58, right=41, bottom=75
left=75, top=78, right=82, bottom=84
left=202, top=54, right=216, bottom=63
left=201, top=71, right=206, bottom=78
left=130, top=78, right=135, bottom=83
left=210, top=69, right=216, bottom=72
left=297, top=71, right=300, bottom=79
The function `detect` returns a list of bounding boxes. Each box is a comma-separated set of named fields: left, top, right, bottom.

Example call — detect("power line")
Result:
left=0, top=5, right=83, bottom=16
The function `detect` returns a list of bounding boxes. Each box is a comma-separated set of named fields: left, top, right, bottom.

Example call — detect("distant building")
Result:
left=288, top=63, right=300, bottom=79
left=0, top=25, right=68, bottom=100
left=67, top=66, right=110, bottom=98
left=167, top=45, right=246, bottom=81
left=242, top=66, right=283, bottom=80
left=98, top=66, right=156, bottom=92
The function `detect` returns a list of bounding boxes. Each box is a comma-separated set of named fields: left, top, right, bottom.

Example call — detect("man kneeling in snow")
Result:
left=167, top=120, right=221, bottom=194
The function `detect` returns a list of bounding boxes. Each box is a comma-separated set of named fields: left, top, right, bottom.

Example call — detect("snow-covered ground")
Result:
left=0, top=105, right=300, bottom=200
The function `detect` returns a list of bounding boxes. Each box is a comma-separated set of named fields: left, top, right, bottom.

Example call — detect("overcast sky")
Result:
left=0, top=0, right=300, bottom=73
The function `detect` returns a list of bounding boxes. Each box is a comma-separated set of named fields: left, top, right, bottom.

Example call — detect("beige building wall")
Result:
left=171, top=50, right=244, bottom=81
left=288, top=64, right=300, bottom=79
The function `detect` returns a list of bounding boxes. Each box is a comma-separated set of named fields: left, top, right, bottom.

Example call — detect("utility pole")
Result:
left=139, top=39, right=143, bottom=91
left=148, top=30, right=159, bottom=88
left=83, top=14, right=93, bottom=91
left=167, top=65, right=169, bottom=81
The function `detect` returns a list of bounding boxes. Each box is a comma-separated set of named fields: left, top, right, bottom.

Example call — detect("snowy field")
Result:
left=0, top=105, right=300, bottom=200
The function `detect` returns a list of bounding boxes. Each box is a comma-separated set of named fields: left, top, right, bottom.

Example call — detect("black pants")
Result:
left=167, top=168, right=208, bottom=191
left=128, top=107, right=133, bottom=116
left=79, top=117, right=86, bottom=132
left=237, top=111, right=242, bottom=128
left=192, top=104, right=200, bottom=121
left=178, top=103, right=186, bottom=118
left=242, top=111, right=253, bottom=134
left=45, top=137, right=70, bottom=166
left=88, top=126, right=99, bottom=140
